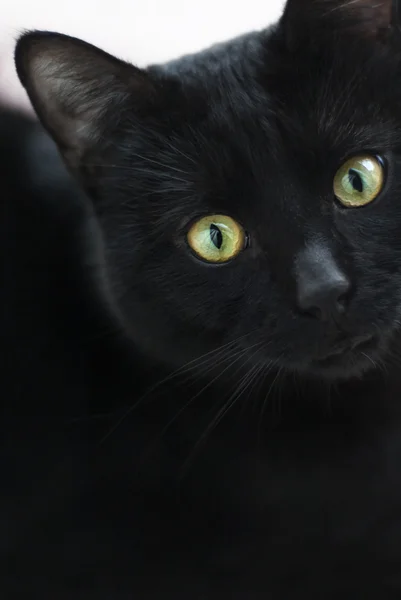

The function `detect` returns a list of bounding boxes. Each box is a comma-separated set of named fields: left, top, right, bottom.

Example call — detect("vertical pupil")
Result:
left=348, top=169, right=363, bottom=193
left=210, top=224, right=223, bottom=249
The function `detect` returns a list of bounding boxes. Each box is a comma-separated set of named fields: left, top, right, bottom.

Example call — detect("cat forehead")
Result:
left=161, top=28, right=399, bottom=123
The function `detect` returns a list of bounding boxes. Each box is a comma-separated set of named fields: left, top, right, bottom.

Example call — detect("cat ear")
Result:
left=282, top=0, right=395, bottom=44
left=15, top=31, right=155, bottom=170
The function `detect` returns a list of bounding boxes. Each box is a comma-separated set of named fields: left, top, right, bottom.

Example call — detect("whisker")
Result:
left=83, top=158, right=192, bottom=178
left=161, top=140, right=197, bottom=166
left=99, top=329, right=261, bottom=443
left=179, top=344, right=266, bottom=474
left=324, top=0, right=365, bottom=15
left=156, top=345, right=258, bottom=439
left=239, top=359, right=267, bottom=418
left=361, top=351, right=378, bottom=370
left=257, top=360, right=284, bottom=440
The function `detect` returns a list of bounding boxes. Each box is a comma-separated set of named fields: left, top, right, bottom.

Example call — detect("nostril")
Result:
left=296, top=279, right=351, bottom=321
left=336, top=293, right=348, bottom=314
left=304, top=306, right=323, bottom=320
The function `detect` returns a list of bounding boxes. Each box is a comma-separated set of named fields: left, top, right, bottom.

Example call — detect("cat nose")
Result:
left=297, top=275, right=350, bottom=320
left=295, top=243, right=351, bottom=321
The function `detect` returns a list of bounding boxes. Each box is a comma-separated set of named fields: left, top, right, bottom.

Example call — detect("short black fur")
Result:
left=4, top=0, right=401, bottom=597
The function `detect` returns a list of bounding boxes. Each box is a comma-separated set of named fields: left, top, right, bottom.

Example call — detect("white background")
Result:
left=0, top=0, right=285, bottom=111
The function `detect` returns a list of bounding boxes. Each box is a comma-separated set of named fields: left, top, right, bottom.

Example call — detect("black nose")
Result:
left=295, top=243, right=351, bottom=321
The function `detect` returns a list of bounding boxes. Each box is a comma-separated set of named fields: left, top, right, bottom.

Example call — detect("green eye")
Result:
left=187, top=214, right=246, bottom=263
left=334, top=155, right=384, bottom=208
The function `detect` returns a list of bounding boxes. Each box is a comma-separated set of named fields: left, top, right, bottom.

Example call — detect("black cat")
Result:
left=4, top=0, right=401, bottom=597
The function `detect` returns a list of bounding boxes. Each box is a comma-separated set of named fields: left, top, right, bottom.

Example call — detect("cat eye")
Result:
left=333, top=155, right=384, bottom=208
left=187, top=214, right=246, bottom=263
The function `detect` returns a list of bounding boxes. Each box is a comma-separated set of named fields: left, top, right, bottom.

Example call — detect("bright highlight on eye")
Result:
left=187, top=214, right=246, bottom=263
left=333, top=155, right=384, bottom=208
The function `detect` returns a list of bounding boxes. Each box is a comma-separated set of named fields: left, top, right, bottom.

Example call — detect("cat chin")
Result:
left=297, top=343, right=386, bottom=382
left=284, top=324, right=401, bottom=382
left=301, top=357, right=377, bottom=382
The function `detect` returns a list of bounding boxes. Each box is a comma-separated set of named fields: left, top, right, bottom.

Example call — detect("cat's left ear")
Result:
left=282, top=0, right=396, bottom=44
left=15, top=31, right=156, bottom=172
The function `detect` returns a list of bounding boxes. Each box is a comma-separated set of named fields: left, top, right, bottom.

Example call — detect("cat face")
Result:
left=14, top=0, right=401, bottom=381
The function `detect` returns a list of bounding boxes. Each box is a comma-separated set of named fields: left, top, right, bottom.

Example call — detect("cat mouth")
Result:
left=311, top=334, right=378, bottom=367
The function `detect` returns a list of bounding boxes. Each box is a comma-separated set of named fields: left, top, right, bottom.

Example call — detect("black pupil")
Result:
left=210, top=224, right=223, bottom=249
left=348, top=169, right=363, bottom=193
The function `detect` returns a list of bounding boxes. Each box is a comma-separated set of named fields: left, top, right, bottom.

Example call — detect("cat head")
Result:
left=14, top=0, right=401, bottom=381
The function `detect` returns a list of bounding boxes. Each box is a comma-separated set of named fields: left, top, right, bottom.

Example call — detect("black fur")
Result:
left=4, top=0, right=401, bottom=597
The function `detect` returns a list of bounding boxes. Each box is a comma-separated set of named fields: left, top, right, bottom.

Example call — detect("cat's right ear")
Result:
left=282, top=0, right=396, bottom=47
left=15, top=31, right=156, bottom=172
